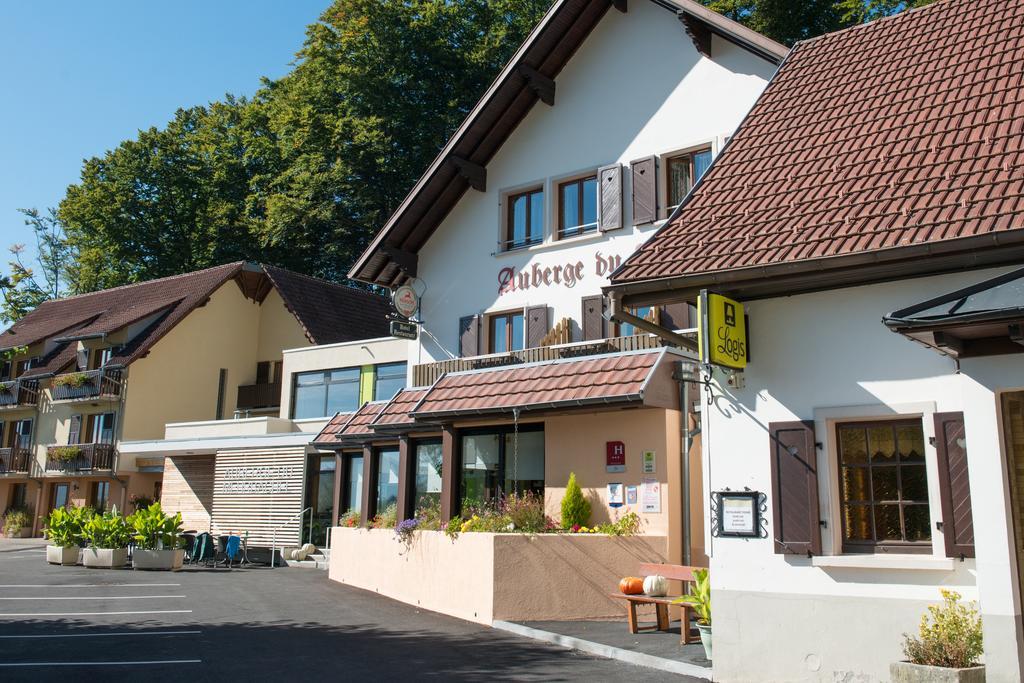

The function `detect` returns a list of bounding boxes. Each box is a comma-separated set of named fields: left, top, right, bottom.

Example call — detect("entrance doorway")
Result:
left=49, top=483, right=70, bottom=511
left=1002, top=392, right=1024, bottom=612
left=306, top=454, right=336, bottom=546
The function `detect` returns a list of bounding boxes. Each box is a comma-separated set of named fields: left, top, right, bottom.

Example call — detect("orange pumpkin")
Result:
left=619, top=576, right=644, bottom=595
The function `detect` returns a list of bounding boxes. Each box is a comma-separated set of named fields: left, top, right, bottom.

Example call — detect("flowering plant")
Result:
left=339, top=509, right=360, bottom=528
left=395, top=518, right=418, bottom=548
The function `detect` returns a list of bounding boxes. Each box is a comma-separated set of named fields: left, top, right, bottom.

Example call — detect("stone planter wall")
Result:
left=132, top=548, right=185, bottom=571
left=890, top=662, right=985, bottom=683
left=46, top=545, right=80, bottom=565
left=82, top=547, right=129, bottom=569
left=329, top=528, right=668, bottom=624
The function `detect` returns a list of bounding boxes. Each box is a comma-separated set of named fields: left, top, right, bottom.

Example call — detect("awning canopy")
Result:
left=883, top=266, right=1024, bottom=358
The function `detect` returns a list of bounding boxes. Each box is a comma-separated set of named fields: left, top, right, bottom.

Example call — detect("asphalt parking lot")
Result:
left=0, top=542, right=691, bottom=682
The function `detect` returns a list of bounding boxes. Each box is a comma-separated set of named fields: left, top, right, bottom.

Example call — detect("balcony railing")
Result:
left=0, top=446, right=31, bottom=474
left=45, top=442, right=117, bottom=473
left=412, top=334, right=669, bottom=386
left=50, top=368, right=123, bottom=402
left=0, top=378, right=40, bottom=409
left=236, top=380, right=282, bottom=412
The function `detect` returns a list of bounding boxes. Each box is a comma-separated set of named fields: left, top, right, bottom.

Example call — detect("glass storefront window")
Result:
left=413, top=441, right=443, bottom=514
left=374, top=362, right=407, bottom=401
left=293, top=367, right=361, bottom=419
left=460, top=425, right=543, bottom=510
left=344, top=454, right=363, bottom=515
left=375, top=448, right=400, bottom=515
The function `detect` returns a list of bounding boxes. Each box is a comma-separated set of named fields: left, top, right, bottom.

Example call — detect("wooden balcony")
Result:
left=0, top=378, right=40, bottom=409
left=50, top=368, right=123, bottom=402
left=236, top=380, right=282, bottom=412
left=0, top=447, right=31, bottom=475
left=45, top=442, right=117, bottom=473
left=412, top=334, right=669, bottom=387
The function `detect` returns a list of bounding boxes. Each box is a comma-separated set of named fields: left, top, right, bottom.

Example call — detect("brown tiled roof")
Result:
left=3, top=262, right=392, bottom=374
left=261, top=265, right=391, bottom=345
left=612, top=0, right=1024, bottom=291
left=410, top=350, right=668, bottom=419
left=311, top=412, right=356, bottom=446
left=369, top=388, right=430, bottom=431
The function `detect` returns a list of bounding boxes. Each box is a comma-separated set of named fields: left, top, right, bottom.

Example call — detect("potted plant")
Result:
left=82, top=508, right=131, bottom=568
left=891, top=589, right=985, bottom=682
left=0, top=381, right=12, bottom=394
left=675, top=568, right=712, bottom=660
left=3, top=508, right=32, bottom=538
left=53, top=372, right=91, bottom=389
left=43, top=507, right=87, bottom=565
left=51, top=446, right=82, bottom=469
left=128, top=502, right=185, bottom=570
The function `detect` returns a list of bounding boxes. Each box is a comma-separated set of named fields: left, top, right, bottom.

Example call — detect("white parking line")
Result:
left=0, top=584, right=181, bottom=588
left=0, top=630, right=201, bottom=639
left=0, top=660, right=202, bottom=667
left=0, top=610, right=193, bottom=617
left=0, top=595, right=186, bottom=600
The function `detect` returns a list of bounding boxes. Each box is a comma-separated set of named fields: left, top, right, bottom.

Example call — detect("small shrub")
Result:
left=415, top=498, right=443, bottom=531
left=129, top=494, right=154, bottom=512
left=903, top=590, right=983, bottom=668
left=503, top=492, right=547, bottom=533
left=53, top=372, right=90, bottom=388
left=0, top=382, right=12, bottom=394
left=126, top=502, right=183, bottom=550
left=51, top=446, right=82, bottom=462
left=43, top=506, right=93, bottom=547
left=3, top=508, right=31, bottom=535
left=83, top=508, right=131, bottom=549
left=371, top=503, right=397, bottom=529
left=560, top=472, right=590, bottom=530
left=339, top=509, right=360, bottom=528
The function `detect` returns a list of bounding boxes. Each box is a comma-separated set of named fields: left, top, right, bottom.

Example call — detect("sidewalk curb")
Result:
left=492, top=620, right=712, bottom=680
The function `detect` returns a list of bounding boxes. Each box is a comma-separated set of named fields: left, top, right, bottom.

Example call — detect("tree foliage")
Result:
left=0, top=208, right=74, bottom=323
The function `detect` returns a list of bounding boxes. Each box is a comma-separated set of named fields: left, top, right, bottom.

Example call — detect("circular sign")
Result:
left=392, top=284, right=419, bottom=318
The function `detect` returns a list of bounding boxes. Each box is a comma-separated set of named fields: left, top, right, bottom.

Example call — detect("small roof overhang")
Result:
left=883, top=266, right=1024, bottom=358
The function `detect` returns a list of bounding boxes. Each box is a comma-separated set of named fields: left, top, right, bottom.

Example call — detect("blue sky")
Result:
left=0, top=0, right=329, bottom=275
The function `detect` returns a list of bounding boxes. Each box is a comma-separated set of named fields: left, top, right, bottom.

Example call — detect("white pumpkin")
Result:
left=643, top=574, right=668, bottom=597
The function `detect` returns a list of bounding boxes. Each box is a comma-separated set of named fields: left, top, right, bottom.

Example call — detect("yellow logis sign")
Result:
left=698, top=290, right=747, bottom=370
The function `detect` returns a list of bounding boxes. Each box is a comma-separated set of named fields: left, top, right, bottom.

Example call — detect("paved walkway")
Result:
left=0, top=543, right=701, bottom=681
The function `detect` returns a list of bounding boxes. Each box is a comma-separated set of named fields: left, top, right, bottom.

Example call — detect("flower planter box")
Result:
left=4, top=527, right=31, bottom=539
left=132, top=549, right=184, bottom=571
left=82, top=547, right=129, bottom=569
left=46, top=545, right=80, bottom=566
left=890, top=662, right=985, bottom=683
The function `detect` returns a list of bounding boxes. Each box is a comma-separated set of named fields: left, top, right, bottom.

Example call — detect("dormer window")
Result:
left=505, top=188, right=544, bottom=250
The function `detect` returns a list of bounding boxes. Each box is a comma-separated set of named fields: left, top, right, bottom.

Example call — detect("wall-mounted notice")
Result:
left=608, top=483, right=624, bottom=507
left=641, top=478, right=661, bottom=513
left=626, top=485, right=638, bottom=506
left=642, top=450, right=656, bottom=474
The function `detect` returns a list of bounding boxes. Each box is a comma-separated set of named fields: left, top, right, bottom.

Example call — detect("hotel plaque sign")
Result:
left=698, top=290, right=748, bottom=370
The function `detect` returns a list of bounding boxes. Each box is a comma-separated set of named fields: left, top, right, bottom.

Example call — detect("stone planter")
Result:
left=82, top=547, right=129, bottom=569
left=4, top=526, right=31, bottom=539
left=696, top=623, right=712, bottom=661
left=46, top=545, right=80, bottom=565
left=132, top=548, right=185, bottom=571
left=890, top=662, right=985, bottom=683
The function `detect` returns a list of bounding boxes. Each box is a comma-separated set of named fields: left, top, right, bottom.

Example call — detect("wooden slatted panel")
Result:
left=525, top=305, right=550, bottom=349
left=769, top=421, right=821, bottom=556
left=934, top=412, right=974, bottom=558
left=1002, top=393, right=1024, bottom=597
left=162, top=455, right=214, bottom=534
left=630, top=156, right=657, bottom=225
left=210, top=447, right=307, bottom=547
left=598, top=163, right=622, bottom=231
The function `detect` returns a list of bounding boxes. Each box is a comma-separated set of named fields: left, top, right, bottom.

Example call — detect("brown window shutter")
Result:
left=581, top=296, right=605, bottom=341
left=458, top=315, right=481, bottom=358
left=631, top=155, right=658, bottom=225
left=661, top=302, right=694, bottom=330
left=768, top=421, right=821, bottom=556
left=525, top=305, right=550, bottom=349
left=68, top=415, right=82, bottom=446
left=598, top=163, right=623, bottom=231
left=934, top=412, right=974, bottom=558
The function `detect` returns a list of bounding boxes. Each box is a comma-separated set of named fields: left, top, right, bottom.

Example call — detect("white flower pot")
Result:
left=46, top=545, right=80, bottom=566
left=132, top=548, right=184, bottom=571
left=890, top=662, right=985, bottom=683
left=696, top=623, right=712, bottom=661
left=82, top=547, right=128, bottom=569
left=4, top=527, right=31, bottom=539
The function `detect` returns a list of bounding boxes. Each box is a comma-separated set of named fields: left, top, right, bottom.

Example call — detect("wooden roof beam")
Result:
left=516, top=64, right=556, bottom=107
left=381, top=245, right=418, bottom=279
left=678, top=11, right=711, bottom=59
left=449, top=156, right=486, bottom=192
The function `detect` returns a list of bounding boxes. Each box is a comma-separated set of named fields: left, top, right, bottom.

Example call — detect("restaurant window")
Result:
left=666, top=148, right=712, bottom=213
left=618, top=307, right=654, bottom=337
left=374, top=362, right=407, bottom=401
left=460, top=425, right=544, bottom=509
left=412, top=440, right=443, bottom=515
left=488, top=311, right=524, bottom=354
left=374, top=448, right=400, bottom=517
left=90, top=481, right=110, bottom=512
left=558, top=175, right=598, bottom=239
left=342, top=453, right=363, bottom=516
left=292, top=367, right=361, bottom=419
left=505, top=188, right=544, bottom=250
left=837, top=419, right=930, bottom=553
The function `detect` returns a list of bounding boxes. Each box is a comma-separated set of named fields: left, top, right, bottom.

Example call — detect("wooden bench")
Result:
left=610, top=562, right=700, bottom=645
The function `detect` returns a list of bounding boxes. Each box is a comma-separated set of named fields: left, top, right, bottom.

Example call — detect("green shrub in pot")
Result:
left=43, top=507, right=92, bottom=565
left=3, top=508, right=32, bottom=537
left=82, top=508, right=131, bottom=569
left=127, top=502, right=183, bottom=550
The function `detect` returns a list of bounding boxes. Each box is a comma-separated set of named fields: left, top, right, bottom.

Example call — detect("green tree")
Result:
left=560, top=472, right=591, bottom=529
left=0, top=208, right=74, bottom=323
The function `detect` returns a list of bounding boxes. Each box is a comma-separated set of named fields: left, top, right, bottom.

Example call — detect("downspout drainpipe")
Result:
left=675, top=360, right=700, bottom=567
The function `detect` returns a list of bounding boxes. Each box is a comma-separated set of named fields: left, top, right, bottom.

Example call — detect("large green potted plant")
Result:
left=82, top=508, right=131, bottom=568
left=891, top=590, right=985, bottom=683
left=43, top=507, right=90, bottom=565
left=674, top=568, right=711, bottom=660
left=127, top=502, right=184, bottom=570
left=3, top=508, right=32, bottom=538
